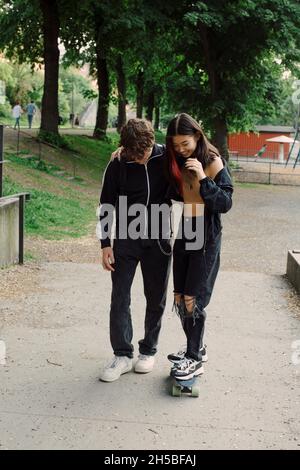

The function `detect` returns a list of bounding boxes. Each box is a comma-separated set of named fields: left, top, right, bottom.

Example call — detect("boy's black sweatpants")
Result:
left=109, top=238, right=171, bottom=358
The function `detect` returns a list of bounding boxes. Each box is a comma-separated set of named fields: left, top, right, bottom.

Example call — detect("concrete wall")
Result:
left=0, top=197, right=19, bottom=267
left=286, top=250, right=300, bottom=295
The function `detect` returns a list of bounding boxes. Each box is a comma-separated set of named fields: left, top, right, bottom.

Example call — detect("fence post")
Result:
left=268, top=162, right=271, bottom=185
left=17, top=128, right=20, bottom=155
left=19, top=194, right=25, bottom=264
left=0, top=125, right=3, bottom=197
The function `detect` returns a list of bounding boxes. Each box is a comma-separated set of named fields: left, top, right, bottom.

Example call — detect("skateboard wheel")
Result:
left=191, top=386, right=199, bottom=397
left=172, top=385, right=181, bottom=397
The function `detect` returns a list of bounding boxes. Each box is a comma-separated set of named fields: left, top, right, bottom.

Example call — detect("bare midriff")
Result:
left=182, top=167, right=205, bottom=217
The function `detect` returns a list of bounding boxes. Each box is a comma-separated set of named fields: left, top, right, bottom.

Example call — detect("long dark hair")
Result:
left=166, top=113, right=220, bottom=195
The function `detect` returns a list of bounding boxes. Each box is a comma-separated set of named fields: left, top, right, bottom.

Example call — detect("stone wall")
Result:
left=0, top=197, right=19, bottom=267
left=287, top=250, right=300, bottom=295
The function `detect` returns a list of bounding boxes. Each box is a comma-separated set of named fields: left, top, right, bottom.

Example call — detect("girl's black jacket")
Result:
left=166, top=155, right=233, bottom=243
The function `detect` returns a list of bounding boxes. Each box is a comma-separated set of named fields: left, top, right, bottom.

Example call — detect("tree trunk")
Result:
left=154, top=106, right=160, bottom=130
left=39, top=0, right=60, bottom=135
left=212, top=115, right=229, bottom=160
left=116, top=55, right=127, bottom=133
left=94, top=46, right=109, bottom=140
left=145, top=91, right=155, bottom=123
left=199, top=23, right=229, bottom=159
left=136, top=69, right=144, bottom=118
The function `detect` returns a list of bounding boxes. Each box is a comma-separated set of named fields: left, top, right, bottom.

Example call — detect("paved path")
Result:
left=1, top=167, right=300, bottom=450
left=0, top=261, right=300, bottom=450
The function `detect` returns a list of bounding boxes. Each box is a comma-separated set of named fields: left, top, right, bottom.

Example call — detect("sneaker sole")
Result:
left=134, top=365, right=154, bottom=374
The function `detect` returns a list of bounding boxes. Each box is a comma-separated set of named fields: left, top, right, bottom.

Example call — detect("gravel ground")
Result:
left=221, top=183, right=300, bottom=275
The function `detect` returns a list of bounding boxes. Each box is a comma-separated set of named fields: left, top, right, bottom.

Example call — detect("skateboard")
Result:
left=171, top=375, right=200, bottom=397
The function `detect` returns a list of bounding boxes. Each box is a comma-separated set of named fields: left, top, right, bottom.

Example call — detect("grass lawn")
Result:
left=2, top=129, right=167, bottom=240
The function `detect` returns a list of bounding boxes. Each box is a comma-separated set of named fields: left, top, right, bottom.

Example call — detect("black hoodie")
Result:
left=98, top=144, right=170, bottom=248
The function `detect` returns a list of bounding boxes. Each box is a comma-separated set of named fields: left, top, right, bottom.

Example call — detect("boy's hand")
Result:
left=102, top=247, right=115, bottom=271
left=110, top=147, right=123, bottom=161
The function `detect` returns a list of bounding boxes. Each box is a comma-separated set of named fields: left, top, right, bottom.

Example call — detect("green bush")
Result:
left=0, top=102, right=11, bottom=118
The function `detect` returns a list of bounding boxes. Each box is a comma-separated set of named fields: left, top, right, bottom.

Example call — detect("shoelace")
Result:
left=138, top=354, right=150, bottom=361
left=176, top=358, right=195, bottom=371
left=139, top=354, right=147, bottom=361
left=107, top=357, right=123, bottom=369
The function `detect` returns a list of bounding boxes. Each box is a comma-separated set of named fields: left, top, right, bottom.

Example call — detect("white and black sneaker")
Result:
left=168, top=345, right=208, bottom=364
left=171, top=357, right=203, bottom=380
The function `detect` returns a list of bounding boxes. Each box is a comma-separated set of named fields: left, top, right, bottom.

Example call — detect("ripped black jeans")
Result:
left=173, top=229, right=222, bottom=361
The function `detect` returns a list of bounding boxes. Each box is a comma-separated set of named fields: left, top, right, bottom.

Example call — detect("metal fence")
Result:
left=231, top=162, right=300, bottom=187
left=0, top=124, right=83, bottom=180
left=229, top=149, right=297, bottom=165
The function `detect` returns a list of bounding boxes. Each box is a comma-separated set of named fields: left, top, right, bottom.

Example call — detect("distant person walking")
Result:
left=12, top=101, right=22, bottom=130
left=26, top=100, right=36, bottom=129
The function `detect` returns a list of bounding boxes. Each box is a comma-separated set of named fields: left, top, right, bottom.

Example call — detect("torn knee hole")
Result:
left=174, top=292, right=183, bottom=304
left=172, top=293, right=185, bottom=318
left=184, top=296, right=196, bottom=314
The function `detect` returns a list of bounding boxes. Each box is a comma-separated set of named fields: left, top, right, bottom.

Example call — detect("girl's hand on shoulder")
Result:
left=110, top=146, right=123, bottom=162
left=185, top=158, right=206, bottom=180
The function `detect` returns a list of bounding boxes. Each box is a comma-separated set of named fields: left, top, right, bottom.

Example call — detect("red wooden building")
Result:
left=228, top=125, right=295, bottom=160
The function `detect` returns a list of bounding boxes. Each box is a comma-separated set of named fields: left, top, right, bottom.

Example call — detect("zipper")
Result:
left=143, top=152, right=163, bottom=237
left=125, top=151, right=163, bottom=237
left=144, top=162, right=150, bottom=237
left=144, top=151, right=163, bottom=206
left=144, top=162, right=150, bottom=207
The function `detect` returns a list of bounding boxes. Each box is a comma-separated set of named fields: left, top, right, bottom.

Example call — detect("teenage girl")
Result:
left=165, top=113, right=233, bottom=380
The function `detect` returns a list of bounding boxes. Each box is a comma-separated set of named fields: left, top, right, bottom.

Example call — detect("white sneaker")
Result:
left=134, top=354, right=155, bottom=373
left=100, top=355, right=133, bottom=382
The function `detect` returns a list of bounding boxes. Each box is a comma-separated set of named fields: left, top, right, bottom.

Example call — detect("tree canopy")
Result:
left=0, top=0, right=299, bottom=155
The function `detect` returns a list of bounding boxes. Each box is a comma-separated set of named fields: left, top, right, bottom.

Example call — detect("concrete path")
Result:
left=1, top=261, right=300, bottom=450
